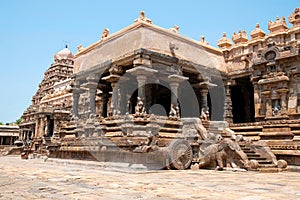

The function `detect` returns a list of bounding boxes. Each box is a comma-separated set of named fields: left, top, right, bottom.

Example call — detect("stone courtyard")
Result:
left=0, top=156, right=299, bottom=200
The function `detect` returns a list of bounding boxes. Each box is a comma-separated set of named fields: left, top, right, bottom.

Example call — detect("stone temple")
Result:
left=18, top=9, right=300, bottom=170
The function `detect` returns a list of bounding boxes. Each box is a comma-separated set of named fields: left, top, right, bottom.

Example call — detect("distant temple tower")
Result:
left=19, top=47, right=74, bottom=145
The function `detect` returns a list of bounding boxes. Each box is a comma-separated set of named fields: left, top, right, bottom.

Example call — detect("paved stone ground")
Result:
left=0, top=156, right=300, bottom=200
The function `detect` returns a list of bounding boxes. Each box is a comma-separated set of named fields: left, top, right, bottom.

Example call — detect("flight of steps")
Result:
left=103, top=118, right=124, bottom=136
left=156, top=116, right=182, bottom=137
left=239, top=143, right=282, bottom=172
left=230, top=123, right=262, bottom=141
left=103, top=115, right=183, bottom=137
left=203, top=121, right=228, bottom=136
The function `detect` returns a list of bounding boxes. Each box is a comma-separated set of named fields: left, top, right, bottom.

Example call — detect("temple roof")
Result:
left=268, top=16, right=288, bottom=34
left=54, top=47, right=74, bottom=61
left=74, top=12, right=227, bottom=73
left=232, top=30, right=248, bottom=45
left=217, top=32, right=232, bottom=49
left=289, top=8, right=300, bottom=27
left=250, top=23, right=266, bottom=40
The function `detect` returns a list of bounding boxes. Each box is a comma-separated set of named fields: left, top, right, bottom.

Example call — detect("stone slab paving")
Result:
left=0, top=156, right=300, bottom=200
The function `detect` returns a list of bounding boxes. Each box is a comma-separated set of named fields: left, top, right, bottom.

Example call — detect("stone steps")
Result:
left=240, top=144, right=276, bottom=169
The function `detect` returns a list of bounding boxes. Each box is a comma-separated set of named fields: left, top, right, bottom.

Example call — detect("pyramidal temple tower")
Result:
left=19, top=47, right=74, bottom=143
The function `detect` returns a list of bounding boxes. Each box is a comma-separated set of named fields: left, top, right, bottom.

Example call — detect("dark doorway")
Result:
left=47, top=116, right=54, bottom=137
left=148, top=84, right=171, bottom=116
left=231, top=77, right=255, bottom=123
left=178, top=82, right=200, bottom=118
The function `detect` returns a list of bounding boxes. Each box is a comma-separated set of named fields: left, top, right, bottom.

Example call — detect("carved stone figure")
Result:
left=200, top=108, right=209, bottom=121
left=101, top=28, right=110, bottom=39
left=169, top=104, right=179, bottom=118
left=198, top=136, right=258, bottom=170
left=77, top=44, right=83, bottom=52
left=135, top=97, right=146, bottom=116
left=272, top=100, right=281, bottom=116
left=169, top=25, right=179, bottom=33
left=134, top=11, right=152, bottom=24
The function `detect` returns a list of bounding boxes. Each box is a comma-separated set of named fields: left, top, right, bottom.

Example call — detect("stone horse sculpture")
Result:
left=198, top=135, right=258, bottom=170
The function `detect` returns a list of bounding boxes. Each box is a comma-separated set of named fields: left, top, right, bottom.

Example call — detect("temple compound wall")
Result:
left=18, top=9, right=300, bottom=167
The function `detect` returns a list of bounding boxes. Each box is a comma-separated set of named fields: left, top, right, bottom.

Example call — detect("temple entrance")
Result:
left=46, top=116, right=54, bottom=137
left=231, top=77, right=255, bottom=123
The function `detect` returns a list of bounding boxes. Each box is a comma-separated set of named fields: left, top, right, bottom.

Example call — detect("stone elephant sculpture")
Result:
left=198, top=137, right=258, bottom=170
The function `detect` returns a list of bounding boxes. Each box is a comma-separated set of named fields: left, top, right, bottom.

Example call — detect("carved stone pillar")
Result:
left=72, top=88, right=80, bottom=118
left=89, top=87, right=97, bottom=115
left=102, top=74, right=120, bottom=116
left=126, top=66, right=157, bottom=109
left=40, top=117, right=45, bottom=137
left=23, top=131, right=27, bottom=140
left=119, top=83, right=128, bottom=115
left=35, top=118, right=39, bottom=138
left=168, top=74, right=189, bottom=116
left=200, top=89, right=209, bottom=113
left=224, top=81, right=233, bottom=123
left=265, top=93, right=272, bottom=118
left=111, top=82, right=120, bottom=115
left=253, top=82, right=261, bottom=119
left=281, top=95, right=287, bottom=113
left=278, top=88, right=289, bottom=114
left=101, top=93, right=109, bottom=117
left=136, top=75, right=147, bottom=100
left=193, top=81, right=216, bottom=120
left=83, top=76, right=98, bottom=116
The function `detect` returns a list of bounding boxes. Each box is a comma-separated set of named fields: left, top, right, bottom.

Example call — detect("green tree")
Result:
left=0, top=122, right=3, bottom=125
left=15, top=118, right=22, bottom=125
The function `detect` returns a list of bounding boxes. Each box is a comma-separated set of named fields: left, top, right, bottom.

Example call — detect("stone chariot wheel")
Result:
left=168, top=139, right=193, bottom=170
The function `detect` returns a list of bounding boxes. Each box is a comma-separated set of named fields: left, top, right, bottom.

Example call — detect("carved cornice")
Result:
left=250, top=23, right=266, bottom=40
left=288, top=8, right=300, bottom=27
left=232, top=30, right=248, bottom=45
left=268, top=16, right=288, bottom=34
left=217, top=32, right=232, bottom=49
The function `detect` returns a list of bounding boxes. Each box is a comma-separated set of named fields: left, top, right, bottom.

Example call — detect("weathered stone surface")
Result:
left=1, top=156, right=300, bottom=199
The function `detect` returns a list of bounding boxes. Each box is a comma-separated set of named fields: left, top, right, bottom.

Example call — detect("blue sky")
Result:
left=0, top=1, right=298, bottom=123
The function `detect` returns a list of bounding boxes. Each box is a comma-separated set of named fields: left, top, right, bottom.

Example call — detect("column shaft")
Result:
left=136, top=75, right=146, bottom=100
left=200, top=89, right=209, bottom=112
left=89, top=88, right=97, bottom=115
left=266, top=97, right=272, bottom=117
left=35, top=118, right=39, bottom=138
left=169, top=82, right=179, bottom=106
left=111, top=82, right=119, bottom=115
left=281, top=93, right=287, bottom=112
left=73, top=92, right=80, bottom=117
left=101, top=93, right=108, bottom=117
left=224, top=83, right=233, bottom=123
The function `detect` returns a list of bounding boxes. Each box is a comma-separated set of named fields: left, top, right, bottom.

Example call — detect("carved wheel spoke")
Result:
left=168, top=139, right=193, bottom=170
